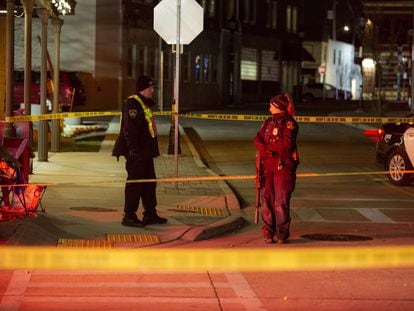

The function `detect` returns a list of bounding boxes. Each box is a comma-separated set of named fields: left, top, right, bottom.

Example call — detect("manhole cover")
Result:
left=69, top=207, right=118, bottom=212
left=301, top=233, right=373, bottom=242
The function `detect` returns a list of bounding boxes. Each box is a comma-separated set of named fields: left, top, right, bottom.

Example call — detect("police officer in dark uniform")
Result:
left=115, top=75, right=167, bottom=227
left=254, top=94, right=299, bottom=244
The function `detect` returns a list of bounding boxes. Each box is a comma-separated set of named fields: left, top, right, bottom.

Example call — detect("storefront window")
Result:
left=203, top=55, right=210, bottom=82
left=241, top=48, right=258, bottom=80
left=194, top=54, right=202, bottom=82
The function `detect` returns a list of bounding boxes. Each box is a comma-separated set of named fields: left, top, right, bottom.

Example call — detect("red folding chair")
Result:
left=1, top=138, right=46, bottom=217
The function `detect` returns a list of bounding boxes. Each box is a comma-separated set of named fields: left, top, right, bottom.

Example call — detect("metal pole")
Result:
left=3, top=0, right=16, bottom=138
left=37, top=9, right=50, bottom=162
left=51, top=17, right=63, bottom=152
left=21, top=0, right=34, bottom=162
left=229, top=29, right=234, bottom=106
left=22, top=0, right=33, bottom=116
left=157, top=0, right=163, bottom=111
left=332, top=0, right=336, bottom=41
left=174, top=0, right=181, bottom=182
left=412, top=0, right=414, bottom=112
left=118, top=0, right=123, bottom=111
left=159, top=36, right=164, bottom=111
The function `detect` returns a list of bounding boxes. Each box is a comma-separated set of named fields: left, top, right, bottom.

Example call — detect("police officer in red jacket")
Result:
left=118, top=75, right=167, bottom=227
left=254, top=94, right=299, bottom=244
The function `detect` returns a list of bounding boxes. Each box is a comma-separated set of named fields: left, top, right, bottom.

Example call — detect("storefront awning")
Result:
left=280, top=43, right=315, bottom=62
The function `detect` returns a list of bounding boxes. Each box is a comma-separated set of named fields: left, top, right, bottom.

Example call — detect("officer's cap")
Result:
left=136, top=75, right=154, bottom=92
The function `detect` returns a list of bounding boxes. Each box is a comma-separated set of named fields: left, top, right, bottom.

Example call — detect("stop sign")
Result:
left=154, top=0, right=204, bottom=44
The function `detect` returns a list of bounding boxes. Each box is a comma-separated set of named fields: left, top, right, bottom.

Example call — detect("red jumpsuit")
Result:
left=254, top=111, right=299, bottom=242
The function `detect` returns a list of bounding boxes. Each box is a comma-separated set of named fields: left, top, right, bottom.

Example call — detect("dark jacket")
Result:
left=113, top=94, right=159, bottom=160
left=254, top=111, right=299, bottom=171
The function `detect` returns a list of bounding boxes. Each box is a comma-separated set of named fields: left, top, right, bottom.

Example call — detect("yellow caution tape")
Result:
left=182, top=113, right=268, bottom=122
left=2, top=110, right=414, bottom=124
left=1, top=111, right=171, bottom=122
left=3, top=111, right=120, bottom=122
left=156, top=111, right=174, bottom=116
left=2, top=170, right=414, bottom=188
left=0, top=246, right=413, bottom=271
left=180, top=113, right=414, bottom=124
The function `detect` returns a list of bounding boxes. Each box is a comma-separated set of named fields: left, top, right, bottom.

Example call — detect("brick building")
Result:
left=1, top=0, right=312, bottom=112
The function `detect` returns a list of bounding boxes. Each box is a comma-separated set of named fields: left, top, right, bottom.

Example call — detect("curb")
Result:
left=181, top=216, right=246, bottom=241
left=180, top=125, right=245, bottom=241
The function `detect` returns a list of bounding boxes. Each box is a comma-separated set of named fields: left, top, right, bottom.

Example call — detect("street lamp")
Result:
left=50, top=0, right=76, bottom=16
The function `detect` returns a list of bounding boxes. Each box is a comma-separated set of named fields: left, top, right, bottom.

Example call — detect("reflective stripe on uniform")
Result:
left=128, top=95, right=156, bottom=138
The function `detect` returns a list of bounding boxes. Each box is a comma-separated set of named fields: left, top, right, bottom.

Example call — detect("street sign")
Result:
left=154, top=0, right=204, bottom=44
left=318, top=65, right=326, bottom=75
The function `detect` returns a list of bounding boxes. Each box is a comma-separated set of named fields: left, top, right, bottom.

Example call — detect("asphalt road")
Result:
left=180, top=108, right=414, bottom=239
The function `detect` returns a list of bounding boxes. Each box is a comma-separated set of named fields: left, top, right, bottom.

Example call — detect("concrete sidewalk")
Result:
left=0, top=116, right=244, bottom=247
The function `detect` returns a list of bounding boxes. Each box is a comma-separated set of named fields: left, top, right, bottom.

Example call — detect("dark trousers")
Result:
left=261, top=166, right=295, bottom=241
left=124, top=156, right=157, bottom=218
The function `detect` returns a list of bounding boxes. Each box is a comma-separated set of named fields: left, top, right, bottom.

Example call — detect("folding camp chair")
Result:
left=0, top=140, right=23, bottom=209
left=0, top=138, right=46, bottom=217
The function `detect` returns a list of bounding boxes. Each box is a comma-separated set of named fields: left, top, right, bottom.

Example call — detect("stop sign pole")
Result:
left=173, top=0, right=181, bottom=182
left=154, top=0, right=204, bottom=181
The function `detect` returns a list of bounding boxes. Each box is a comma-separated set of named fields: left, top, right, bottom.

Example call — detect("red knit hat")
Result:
left=270, top=95, right=288, bottom=110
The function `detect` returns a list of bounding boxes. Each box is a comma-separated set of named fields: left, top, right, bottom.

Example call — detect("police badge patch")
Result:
left=287, top=121, right=295, bottom=130
left=128, top=109, right=138, bottom=119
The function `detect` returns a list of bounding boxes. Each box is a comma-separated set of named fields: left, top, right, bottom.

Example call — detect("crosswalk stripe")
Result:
left=355, top=208, right=395, bottom=224
left=294, top=208, right=325, bottom=222
left=224, top=272, right=266, bottom=310
left=293, top=207, right=412, bottom=224
left=0, top=270, right=30, bottom=311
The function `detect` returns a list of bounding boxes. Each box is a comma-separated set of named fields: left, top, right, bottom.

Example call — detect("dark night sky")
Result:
left=304, top=0, right=363, bottom=42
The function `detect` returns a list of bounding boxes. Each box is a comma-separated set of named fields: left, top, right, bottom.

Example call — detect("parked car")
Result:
left=13, top=71, right=86, bottom=111
left=375, top=115, right=414, bottom=186
left=300, top=83, right=351, bottom=102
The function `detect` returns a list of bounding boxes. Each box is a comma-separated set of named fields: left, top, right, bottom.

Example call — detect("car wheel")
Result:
left=386, top=149, right=413, bottom=186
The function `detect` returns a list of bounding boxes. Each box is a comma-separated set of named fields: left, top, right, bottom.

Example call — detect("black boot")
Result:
left=122, top=215, right=145, bottom=227
left=143, top=213, right=167, bottom=225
